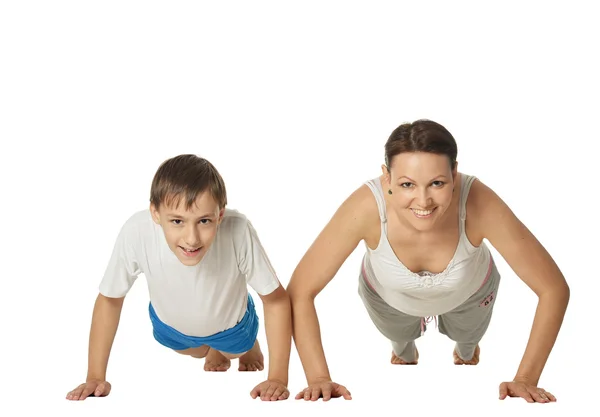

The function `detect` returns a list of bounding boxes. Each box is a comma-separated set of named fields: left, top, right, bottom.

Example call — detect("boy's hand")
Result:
left=250, top=379, right=289, bottom=401
left=66, top=379, right=111, bottom=400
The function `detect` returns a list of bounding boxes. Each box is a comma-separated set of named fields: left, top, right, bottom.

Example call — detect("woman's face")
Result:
left=383, top=151, right=457, bottom=232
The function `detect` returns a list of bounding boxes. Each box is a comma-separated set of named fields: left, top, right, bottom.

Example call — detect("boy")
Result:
left=66, top=154, right=291, bottom=401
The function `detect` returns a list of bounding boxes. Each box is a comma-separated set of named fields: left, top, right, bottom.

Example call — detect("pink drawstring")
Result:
left=421, top=316, right=437, bottom=336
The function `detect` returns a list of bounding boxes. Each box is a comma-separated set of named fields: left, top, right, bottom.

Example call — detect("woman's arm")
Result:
left=470, top=180, right=569, bottom=401
left=286, top=185, right=377, bottom=400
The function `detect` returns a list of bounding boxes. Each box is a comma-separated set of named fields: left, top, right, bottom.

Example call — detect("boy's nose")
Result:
left=185, top=229, right=201, bottom=246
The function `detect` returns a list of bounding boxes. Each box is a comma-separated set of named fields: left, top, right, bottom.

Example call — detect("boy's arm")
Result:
left=87, top=293, right=125, bottom=381
left=258, top=284, right=292, bottom=386
left=67, top=213, right=141, bottom=401
left=236, top=218, right=292, bottom=400
left=67, top=293, right=124, bottom=400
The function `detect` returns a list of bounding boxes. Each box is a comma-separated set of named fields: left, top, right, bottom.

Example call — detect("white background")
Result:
left=1, top=1, right=598, bottom=416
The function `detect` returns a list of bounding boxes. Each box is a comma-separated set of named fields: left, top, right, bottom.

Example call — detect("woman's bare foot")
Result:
left=204, top=348, right=231, bottom=371
left=238, top=340, right=264, bottom=371
left=454, top=345, right=480, bottom=365
left=391, top=347, right=419, bottom=365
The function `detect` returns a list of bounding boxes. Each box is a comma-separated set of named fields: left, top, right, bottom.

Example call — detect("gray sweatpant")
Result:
left=358, top=260, right=501, bottom=362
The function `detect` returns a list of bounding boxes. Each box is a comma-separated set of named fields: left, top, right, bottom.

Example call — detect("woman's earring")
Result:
left=388, top=189, right=392, bottom=195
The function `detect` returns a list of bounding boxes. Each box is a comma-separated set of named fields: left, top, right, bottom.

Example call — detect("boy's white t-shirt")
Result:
left=98, top=208, right=281, bottom=337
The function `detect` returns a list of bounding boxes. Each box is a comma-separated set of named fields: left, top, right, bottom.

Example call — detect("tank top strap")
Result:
left=365, top=178, right=388, bottom=233
left=458, top=173, right=477, bottom=233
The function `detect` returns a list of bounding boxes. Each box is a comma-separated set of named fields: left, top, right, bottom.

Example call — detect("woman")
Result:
left=287, top=119, right=569, bottom=403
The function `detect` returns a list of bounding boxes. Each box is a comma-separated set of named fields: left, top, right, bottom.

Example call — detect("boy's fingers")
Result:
left=271, top=386, right=285, bottom=400
left=264, top=384, right=277, bottom=400
left=310, top=387, right=321, bottom=401
left=322, top=387, right=332, bottom=401
left=72, top=386, right=84, bottom=400
left=80, top=385, right=95, bottom=400
left=97, top=382, right=109, bottom=396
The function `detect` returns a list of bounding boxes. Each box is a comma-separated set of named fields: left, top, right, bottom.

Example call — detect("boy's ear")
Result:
left=150, top=203, right=161, bottom=224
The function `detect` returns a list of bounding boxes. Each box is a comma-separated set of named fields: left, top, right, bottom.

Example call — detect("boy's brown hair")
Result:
left=150, top=154, right=227, bottom=210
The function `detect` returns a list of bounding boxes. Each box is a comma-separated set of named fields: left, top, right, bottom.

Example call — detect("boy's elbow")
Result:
left=260, top=284, right=290, bottom=305
left=97, top=292, right=125, bottom=307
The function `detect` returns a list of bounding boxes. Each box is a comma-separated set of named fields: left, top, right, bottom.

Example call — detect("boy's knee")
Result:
left=176, top=345, right=210, bottom=358
left=220, top=351, right=244, bottom=359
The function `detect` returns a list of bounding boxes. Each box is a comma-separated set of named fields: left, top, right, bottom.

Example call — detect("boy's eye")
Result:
left=171, top=219, right=182, bottom=225
left=200, top=219, right=211, bottom=224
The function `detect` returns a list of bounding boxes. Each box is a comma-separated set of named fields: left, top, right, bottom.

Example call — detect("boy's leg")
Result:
left=358, top=274, right=423, bottom=364
left=175, top=345, right=210, bottom=358
left=438, top=260, right=501, bottom=364
left=174, top=343, right=259, bottom=372
left=149, top=303, right=214, bottom=361
left=173, top=345, right=244, bottom=372
left=236, top=339, right=264, bottom=371
left=203, top=347, right=233, bottom=372
left=148, top=301, right=259, bottom=370
left=203, top=340, right=264, bottom=372
left=205, top=294, right=264, bottom=372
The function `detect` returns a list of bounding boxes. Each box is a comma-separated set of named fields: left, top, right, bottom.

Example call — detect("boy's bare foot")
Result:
left=204, top=348, right=231, bottom=371
left=239, top=340, right=264, bottom=371
left=391, top=347, right=419, bottom=365
left=453, top=345, right=480, bottom=365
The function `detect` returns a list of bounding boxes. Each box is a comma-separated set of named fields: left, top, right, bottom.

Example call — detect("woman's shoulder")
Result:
left=350, top=177, right=383, bottom=215
left=464, top=175, right=498, bottom=211
left=464, top=174, right=514, bottom=234
left=332, top=178, right=383, bottom=236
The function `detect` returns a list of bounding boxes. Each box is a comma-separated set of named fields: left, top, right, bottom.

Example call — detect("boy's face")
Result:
left=150, top=191, right=224, bottom=266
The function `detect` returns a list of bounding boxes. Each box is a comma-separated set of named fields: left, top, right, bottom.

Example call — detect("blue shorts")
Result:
left=148, top=294, right=259, bottom=354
